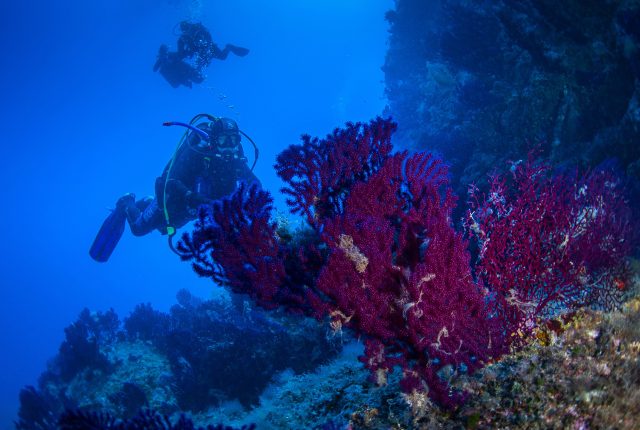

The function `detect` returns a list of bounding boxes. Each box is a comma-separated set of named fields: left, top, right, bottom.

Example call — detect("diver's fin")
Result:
left=226, top=44, right=250, bottom=57
left=89, top=208, right=127, bottom=262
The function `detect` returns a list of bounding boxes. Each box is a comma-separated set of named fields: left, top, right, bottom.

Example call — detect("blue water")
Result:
left=0, top=0, right=392, bottom=427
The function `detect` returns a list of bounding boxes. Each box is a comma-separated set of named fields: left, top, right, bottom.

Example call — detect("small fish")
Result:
left=613, top=278, right=626, bottom=291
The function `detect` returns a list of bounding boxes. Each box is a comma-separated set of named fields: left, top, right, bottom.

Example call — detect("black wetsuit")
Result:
left=177, top=23, right=248, bottom=68
left=125, top=122, right=259, bottom=236
left=154, top=22, right=249, bottom=88
left=153, top=44, right=204, bottom=89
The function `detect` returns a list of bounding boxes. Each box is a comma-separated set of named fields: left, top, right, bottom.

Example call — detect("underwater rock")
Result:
left=16, top=291, right=340, bottom=427
left=384, top=0, right=640, bottom=208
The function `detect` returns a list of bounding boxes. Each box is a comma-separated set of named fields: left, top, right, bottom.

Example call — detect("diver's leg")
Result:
left=225, top=44, right=250, bottom=57
left=153, top=44, right=168, bottom=72
left=160, top=68, right=182, bottom=88
left=135, top=196, right=154, bottom=212
left=212, top=44, right=249, bottom=60
left=122, top=197, right=165, bottom=237
left=209, top=43, right=228, bottom=60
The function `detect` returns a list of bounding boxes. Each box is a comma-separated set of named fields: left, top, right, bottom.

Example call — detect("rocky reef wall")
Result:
left=384, top=0, right=640, bottom=200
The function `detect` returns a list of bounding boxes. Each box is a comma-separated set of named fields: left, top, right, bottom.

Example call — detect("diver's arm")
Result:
left=160, top=176, right=211, bottom=210
left=154, top=136, right=197, bottom=204
left=155, top=174, right=190, bottom=206
left=209, top=43, right=226, bottom=60
left=238, top=162, right=262, bottom=189
left=172, top=144, right=216, bottom=208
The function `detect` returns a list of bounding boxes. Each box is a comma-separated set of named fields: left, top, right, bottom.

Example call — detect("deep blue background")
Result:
left=0, top=0, right=392, bottom=427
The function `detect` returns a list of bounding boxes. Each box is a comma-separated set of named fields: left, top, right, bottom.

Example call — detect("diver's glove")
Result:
left=185, top=191, right=213, bottom=211
left=226, top=44, right=250, bottom=57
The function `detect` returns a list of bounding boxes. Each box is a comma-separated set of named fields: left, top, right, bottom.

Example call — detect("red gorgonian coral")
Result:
left=465, top=157, right=634, bottom=344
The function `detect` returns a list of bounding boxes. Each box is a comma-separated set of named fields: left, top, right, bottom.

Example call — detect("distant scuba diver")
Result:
left=153, top=21, right=250, bottom=88
left=89, top=114, right=260, bottom=262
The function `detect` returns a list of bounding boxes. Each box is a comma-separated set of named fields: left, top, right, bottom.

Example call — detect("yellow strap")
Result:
left=163, top=131, right=188, bottom=235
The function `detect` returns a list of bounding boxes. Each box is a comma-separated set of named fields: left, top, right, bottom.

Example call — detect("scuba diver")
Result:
left=154, top=21, right=250, bottom=88
left=90, top=115, right=260, bottom=262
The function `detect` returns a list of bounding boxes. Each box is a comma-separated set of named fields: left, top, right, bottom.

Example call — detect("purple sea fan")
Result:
left=317, top=150, right=503, bottom=407
left=177, top=182, right=321, bottom=313
left=465, top=157, right=635, bottom=344
left=275, top=117, right=396, bottom=228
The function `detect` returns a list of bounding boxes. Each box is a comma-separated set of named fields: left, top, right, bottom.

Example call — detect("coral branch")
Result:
left=465, top=157, right=634, bottom=343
